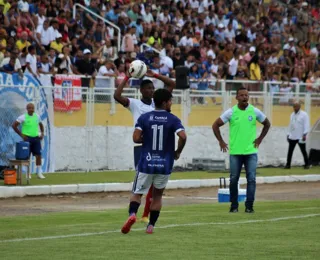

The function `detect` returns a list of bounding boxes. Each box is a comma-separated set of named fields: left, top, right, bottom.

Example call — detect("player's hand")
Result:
left=253, top=138, right=262, bottom=148
left=21, top=134, right=28, bottom=141
left=174, top=151, right=181, bottom=160
left=145, top=69, right=155, bottom=78
left=40, top=133, right=44, bottom=140
left=219, top=141, right=228, bottom=153
left=302, top=135, right=306, bottom=141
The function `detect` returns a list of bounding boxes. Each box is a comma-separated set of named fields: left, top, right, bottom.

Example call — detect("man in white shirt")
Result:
left=285, top=101, right=310, bottom=169
left=114, top=69, right=175, bottom=223
left=25, top=45, right=39, bottom=78
left=36, top=19, right=53, bottom=50
left=178, top=31, right=194, bottom=47
left=283, top=38, right=296, bottom=54
left=95, top=60, right=117, bottom=89
left=0, top=48, right=23, bottom=76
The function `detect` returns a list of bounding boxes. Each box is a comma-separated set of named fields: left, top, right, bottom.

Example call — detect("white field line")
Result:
left=1, top=213, right=319, bottom=243
left=0, top=207, right=318, bottom=235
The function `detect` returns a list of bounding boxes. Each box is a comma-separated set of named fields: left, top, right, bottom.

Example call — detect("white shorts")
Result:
left=132, top=172, right=170, bottom=194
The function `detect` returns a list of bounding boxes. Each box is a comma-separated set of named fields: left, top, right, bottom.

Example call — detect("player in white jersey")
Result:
left=114, top=69, right=175, bottom=223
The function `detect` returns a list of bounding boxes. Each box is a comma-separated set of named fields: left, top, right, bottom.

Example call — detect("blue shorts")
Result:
left=26, top=136, right=41, bottom=156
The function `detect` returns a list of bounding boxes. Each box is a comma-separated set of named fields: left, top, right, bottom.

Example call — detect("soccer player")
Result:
left=114, top=69, right=175, bottom=223
left=121, top=89, right=187, bottom=234
left=212, top=87, right=270, bottom=213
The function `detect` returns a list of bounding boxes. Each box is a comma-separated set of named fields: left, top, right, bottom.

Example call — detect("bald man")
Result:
left=12, top=103, right=46, bottom=179
left=285, top=102, right=310, bottom=169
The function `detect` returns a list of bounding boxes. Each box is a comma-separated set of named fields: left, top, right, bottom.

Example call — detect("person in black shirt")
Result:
left=235, top=28, right=249, bottom=45
left=74, top=49, right=97, bottom=88
left=79, top=35, right=93, bottom=53
left=172, top=47, right=185, bottom=69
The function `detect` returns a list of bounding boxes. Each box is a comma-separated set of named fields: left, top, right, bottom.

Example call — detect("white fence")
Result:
left=1, top=77, right=319, bottom=172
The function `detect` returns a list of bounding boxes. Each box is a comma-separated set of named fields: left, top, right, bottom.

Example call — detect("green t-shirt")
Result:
left=221, top=104, right=266, bottom=155
left=21, top=113, right=39, bottom=138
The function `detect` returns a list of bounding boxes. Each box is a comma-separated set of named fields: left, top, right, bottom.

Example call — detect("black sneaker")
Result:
left=245, top=208, right=255, bottom=213
left=284, top=165, right=291, bottom=169
left=229, top=208, right=238, bottom=213
left=304, top=165, right=310, bottom=169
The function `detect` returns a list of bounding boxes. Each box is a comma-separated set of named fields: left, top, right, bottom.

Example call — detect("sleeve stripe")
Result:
left=175, top=128, right=184, bottom=134
left=135, top=127, right=142, bottom=130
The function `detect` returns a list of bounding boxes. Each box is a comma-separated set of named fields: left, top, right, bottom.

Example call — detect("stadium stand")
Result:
left=0, top=0, right=319, bottom=93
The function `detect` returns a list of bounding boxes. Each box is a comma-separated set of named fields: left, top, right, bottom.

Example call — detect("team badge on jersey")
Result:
left=248, top=115, right=253, bottom=121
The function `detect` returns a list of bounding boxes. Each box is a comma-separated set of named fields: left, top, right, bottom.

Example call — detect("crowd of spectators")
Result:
left=0, top=0, right=319, bottom=95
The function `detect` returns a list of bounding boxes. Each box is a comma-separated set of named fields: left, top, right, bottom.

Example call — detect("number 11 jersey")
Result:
left=135, top=110, right=184, bottom=175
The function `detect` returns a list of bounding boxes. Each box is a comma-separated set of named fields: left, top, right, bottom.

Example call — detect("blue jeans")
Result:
left=229, top=154, right=257, bottom=209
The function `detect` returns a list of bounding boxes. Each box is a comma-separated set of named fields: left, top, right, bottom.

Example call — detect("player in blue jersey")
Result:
left=121, top=89, right=187, bottom=234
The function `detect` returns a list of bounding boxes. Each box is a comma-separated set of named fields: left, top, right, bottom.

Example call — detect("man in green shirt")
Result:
left=212, top=87, right=270, bottom=213
left=12, top=103, right=45, bottom=179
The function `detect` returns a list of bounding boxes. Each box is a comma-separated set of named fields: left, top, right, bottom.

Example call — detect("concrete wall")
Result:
left=54, top=126, right=307, bottom=171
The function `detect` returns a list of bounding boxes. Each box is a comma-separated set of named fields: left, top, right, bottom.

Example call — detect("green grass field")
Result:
left=0, top=200, right=319, bottom=260
left=1, top=167, right=319, bottom=186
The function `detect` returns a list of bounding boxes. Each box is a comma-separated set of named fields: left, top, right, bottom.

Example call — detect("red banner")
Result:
left=53, top=75, right=82, bottom=112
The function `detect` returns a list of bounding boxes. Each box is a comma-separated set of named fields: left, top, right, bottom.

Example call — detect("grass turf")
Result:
left=1, top=166, right=319, bottom=186
left=0, top=200, right=319, bottom=260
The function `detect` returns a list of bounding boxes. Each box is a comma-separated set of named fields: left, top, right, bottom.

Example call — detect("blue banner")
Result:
left=0, top=73, right=54, bottom=173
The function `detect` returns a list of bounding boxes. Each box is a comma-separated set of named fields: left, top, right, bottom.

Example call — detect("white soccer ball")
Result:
left=129, top=60, right=147, bottom=79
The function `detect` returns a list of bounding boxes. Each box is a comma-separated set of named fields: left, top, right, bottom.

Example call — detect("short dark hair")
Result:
left=236, top=87, right=248, bottom=95
left=140, top=79, right=153, bottom=89
left=153, top=89, right=172, bottom=108
left=28, top=45, right=35, bottom=52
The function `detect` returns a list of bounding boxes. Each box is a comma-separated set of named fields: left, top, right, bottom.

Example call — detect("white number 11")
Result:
left=151, top=124, right=163, bottom=151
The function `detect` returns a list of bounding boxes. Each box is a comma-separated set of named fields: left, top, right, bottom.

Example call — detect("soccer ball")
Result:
left=129, top=60, right=147, bottom=79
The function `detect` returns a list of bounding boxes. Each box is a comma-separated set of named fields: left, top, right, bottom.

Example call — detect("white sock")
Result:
left=37, top=166, right=42, bottom=175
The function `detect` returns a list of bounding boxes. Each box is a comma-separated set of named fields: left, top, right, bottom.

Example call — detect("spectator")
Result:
left=37, top=53, right=52, bottom=74
left=96, top=60, right=118, bottom=89
left=74, top=48, right=96, bottom=75
left=16, top=31, right=30, bottom=51
left=249, top=55, right=261, bottom=105
left=25, top=45, right=39, bottom=78
left=36, top=19, right=52, bottom=51
left=172, top=47, right=185, bottom=69
left=0, top=48, right=22, bottom=75
left=50, top=33, right=64, bottom=53
left=83, top=0, right=100, bottom=29
left=121, top=26, right=136, bottom=53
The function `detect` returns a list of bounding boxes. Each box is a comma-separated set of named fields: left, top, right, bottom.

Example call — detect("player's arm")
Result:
left=133, top=115, right=144, bottom=143
left=175, top=130, right=187, bottom=160
left=133, top=129, right=143, bottom=144
left=39, top=122, right=44, bottom=139
left=212, top=118, right=228, bottom=152
left=254, top=118, right=271, bottom=148
left=253, top=108, right=271, bottom=148
left=12, top=120, right=27, bottom=141
left=113, top=75, right=130, bottom=107
left=145, top=69, right=176, bottom=93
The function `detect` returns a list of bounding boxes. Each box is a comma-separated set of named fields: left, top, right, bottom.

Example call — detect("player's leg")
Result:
left=298, top=142, right=309, bottom=169
left=244, top=154, right=257, bottom=213
left=121, top=172, right=152, bottom=234
left=146, top=174, right=170, bottom=234
left=285, top=139, right=298, bottom=169
left=134, top=145, right=152, bottom=222
left=33, top=137, right=45, bottom=179
left=141, top=185, right=153, bottom=222
left=229, top=155, right=243, bottom=212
